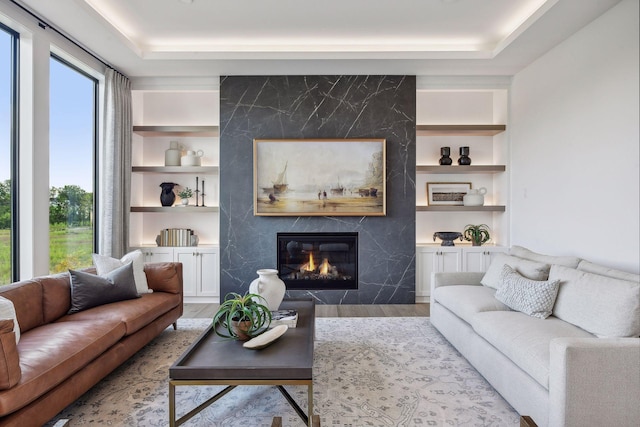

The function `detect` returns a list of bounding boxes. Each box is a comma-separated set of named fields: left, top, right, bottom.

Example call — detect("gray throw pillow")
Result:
left=495, top=264, right=560, bottom=319
left=68, top=262, right=140, bottom=314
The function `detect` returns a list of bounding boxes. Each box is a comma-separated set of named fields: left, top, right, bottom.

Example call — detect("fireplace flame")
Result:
left=319, top=258, right=331, bottom=275
left=305, top=252, right=315, bottom=271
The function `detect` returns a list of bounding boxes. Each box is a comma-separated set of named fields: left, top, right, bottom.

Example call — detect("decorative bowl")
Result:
left=433, top=231, right=463, bottom=246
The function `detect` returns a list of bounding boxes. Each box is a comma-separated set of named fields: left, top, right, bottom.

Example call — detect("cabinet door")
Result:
left=139, top=247, right=174, bottom=263
left=197, top=249, right=219, bottom=297
left=416, top=247, right=462, bottom=301
left=174, top=249, right=198, bottom=297
left=434, top=247, right=462, bottom=273
left=462, top=247, right=507, bottom=272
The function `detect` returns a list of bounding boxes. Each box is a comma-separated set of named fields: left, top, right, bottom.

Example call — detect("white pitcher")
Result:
left=181, top=149, right=204, bottom=166
left=463, top=187, right=487, bottom=206
left=249, top=269, right=286, bottom=311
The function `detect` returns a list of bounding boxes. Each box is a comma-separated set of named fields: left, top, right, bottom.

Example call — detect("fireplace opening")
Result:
left=277, top=232, right=358, bottom=290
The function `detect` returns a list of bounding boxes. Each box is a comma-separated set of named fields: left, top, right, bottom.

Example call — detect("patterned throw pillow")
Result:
left=495, top=264, right=560, bottom=319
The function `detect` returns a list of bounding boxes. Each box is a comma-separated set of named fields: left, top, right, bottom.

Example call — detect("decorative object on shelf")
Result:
left=249, top=269, right=286, bottom=311
left=463, top=224, right=491, bottom=246
left=200, top=179, right=206, bottom=207
left=181, top=149, right=204, bottom=166
left=159, top=182, right=178, bottom=206
left=177, top=187, right=193, bottom=205
left=439, top=147, right=453, bottom=165
left=212, top=292, right=272, bottom=341
left=427, top=182, right=472, bottom=206
left=155, top=228, right=198, bottom=246
left=463, top=187, right=487, bottom=206
left=165, top=141, right=182, bottom=166
left=243, top=324, right=288, bottom=350
left=194, top=177, right=200, bottom=206
left=254, top=138, right=386, bottom=216
left=458, top=146, right=471, bottom=165
left=433, top=231, right=464, bottom=246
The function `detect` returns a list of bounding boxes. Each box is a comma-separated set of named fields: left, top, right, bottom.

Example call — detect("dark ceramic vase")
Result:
left=159, top=182, right=177, bottom=206
left=458, top=146, right=471, bottom=165
left=439, top=147, right=453, bottom=165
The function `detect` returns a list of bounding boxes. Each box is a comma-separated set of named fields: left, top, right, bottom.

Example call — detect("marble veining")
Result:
left=220, top=75, right=416, bottom=304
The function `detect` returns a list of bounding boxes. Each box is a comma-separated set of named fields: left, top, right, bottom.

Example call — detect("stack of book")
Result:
left=155, top=228, right=198, bottom=246
left=269, top=309, right=298, bottom=328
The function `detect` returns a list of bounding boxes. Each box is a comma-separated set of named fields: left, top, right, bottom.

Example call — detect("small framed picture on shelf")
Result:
left=427, top=182, right=472, bottom=206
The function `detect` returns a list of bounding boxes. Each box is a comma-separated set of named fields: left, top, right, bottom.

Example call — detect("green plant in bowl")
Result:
left=212, top=292, right=272, bottom=340
left=463, top=224, right=491, bottom=246
left=177, top=187, right=193, bottom=199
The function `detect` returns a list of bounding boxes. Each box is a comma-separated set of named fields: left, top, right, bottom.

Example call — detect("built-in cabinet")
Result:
left=130, top=91, right=220, bottom=302
left=415, top=89, right=510, bottom=302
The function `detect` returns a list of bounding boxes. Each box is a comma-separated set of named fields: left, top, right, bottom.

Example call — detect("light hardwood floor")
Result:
left=183, top=303, right=430, bottom=319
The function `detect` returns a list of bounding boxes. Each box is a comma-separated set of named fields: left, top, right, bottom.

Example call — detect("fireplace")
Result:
left=277, top=232, right=358, bottom=290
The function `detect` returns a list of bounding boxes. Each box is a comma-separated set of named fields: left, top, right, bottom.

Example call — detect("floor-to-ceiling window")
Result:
left=49, top=55, right=98, bottom=273
left=0, top=24, right=18, bottom=285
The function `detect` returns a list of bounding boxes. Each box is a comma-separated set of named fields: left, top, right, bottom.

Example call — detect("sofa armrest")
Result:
left=549, top=337, right=640, bottom=427
left=144, top=262, right=183, bottom=295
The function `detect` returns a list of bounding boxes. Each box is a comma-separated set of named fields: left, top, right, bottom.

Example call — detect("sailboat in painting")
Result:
left=263, top=161, right=289, bottom=194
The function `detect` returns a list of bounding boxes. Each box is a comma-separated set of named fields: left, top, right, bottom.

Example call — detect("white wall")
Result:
left=510, top=0, right=639, bottom=272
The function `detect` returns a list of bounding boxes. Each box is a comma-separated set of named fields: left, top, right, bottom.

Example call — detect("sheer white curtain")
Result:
left=100, top=68, right=132, bottom=257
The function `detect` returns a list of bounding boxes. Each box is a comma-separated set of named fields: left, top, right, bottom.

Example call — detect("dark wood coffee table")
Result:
left=169, top=299, right=316, bottom=426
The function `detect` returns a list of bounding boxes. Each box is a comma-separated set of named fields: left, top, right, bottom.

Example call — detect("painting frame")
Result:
left=426, top=182, right=472, bottom=206
left=254, top=139, right=386, bottom=216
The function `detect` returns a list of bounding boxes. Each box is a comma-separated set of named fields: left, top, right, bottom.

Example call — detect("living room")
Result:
left=0, top=1, right=638, bottom=426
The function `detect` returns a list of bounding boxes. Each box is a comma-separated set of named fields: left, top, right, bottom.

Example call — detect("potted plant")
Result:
left=463, top=224, right=491, bottom=246
left=212, top=292, right=272, bottom=340
left=177, top=187, right=193, bottom=205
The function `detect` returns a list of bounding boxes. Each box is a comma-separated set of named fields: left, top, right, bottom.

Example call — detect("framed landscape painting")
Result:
left=427, top=182, right=472, bottom=205
left=254, top=139, right=386, bottom=216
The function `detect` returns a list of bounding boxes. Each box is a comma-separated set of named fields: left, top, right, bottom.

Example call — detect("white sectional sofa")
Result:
left=430, top=246, right=640, bottom=427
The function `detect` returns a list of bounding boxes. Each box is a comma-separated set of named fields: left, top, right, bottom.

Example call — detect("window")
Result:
left=0, top=24, right=18, bottom=285
left=49, top=55, right=98, bottom=273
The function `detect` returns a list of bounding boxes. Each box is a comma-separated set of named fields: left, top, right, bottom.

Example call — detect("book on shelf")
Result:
left=269, top=309, right=298, bottom=328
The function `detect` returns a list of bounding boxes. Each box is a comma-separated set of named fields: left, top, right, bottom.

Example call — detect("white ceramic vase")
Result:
left=249, top=269, right=285, bottom=311
left=463, top=187, right=487, bottom=206
left=165, top=141, right=182, bottom=166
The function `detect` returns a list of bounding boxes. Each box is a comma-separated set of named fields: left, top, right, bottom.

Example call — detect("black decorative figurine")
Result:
left=439, top=147, right=453, bottom=165
left=458, top=146, right=471, bottom=165
left=159, top=182, right=177, bottom=206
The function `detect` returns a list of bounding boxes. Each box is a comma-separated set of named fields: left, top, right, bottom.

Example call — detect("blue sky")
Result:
left=1, top=29, right=95, bottom=191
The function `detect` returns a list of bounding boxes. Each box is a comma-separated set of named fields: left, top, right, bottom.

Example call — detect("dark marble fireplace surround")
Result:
left=220, top=75, right=416, bottom=304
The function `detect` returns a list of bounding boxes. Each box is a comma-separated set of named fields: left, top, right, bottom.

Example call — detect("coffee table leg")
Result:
left=169, top=382, right=176, bottom=427
left=308, top=383, right=314, bottom=427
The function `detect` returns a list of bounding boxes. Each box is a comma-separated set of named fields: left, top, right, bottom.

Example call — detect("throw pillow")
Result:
left=68, top=262, right=140, bottom=314
left=0, top=296, right=20, bottom=344
left=0, top=319, right=21, bottom=390
left=510, top=245, right=581, bottom=269
left=481, top=253, right=551, bottom=290
left=93, top=250, right=151, bottom=294
left=495, top=265, right=560, bottom=319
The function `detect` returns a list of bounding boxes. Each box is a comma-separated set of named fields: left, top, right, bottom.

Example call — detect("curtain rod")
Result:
left=10, top=0, right=124, bottom=75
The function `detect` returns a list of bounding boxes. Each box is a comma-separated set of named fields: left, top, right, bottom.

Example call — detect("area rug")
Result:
left=47, top=317, right=519, bottom=426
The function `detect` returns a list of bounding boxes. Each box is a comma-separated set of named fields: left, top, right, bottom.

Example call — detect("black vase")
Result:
left=160, top=182, right=177, bottom=206
left=458, top=146, right=471, bottom=165
left=439, top=147, right=453, bottom=165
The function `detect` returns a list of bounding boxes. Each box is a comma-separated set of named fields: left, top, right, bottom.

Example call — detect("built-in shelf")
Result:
left=131, top=206, right=219, bottom=213
left=132, top=125, right=219, bottom=137
left=132, top=166, right=218, bottom=173
left=416, top=165, right=506, bottom=174
left=416, top=124, right=506, bottom=136
left=416, top=205, right=506, bottom=212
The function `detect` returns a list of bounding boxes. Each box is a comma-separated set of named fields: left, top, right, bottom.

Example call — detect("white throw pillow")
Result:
left=509, top=245, right=582, bottom=269
left=93, top=250, right=151, bottom=294
left=481, top=253, right=551, bottom=290
left=495, top=265, right=560, bottom=319
left=0, top=296, right=20, bottom=343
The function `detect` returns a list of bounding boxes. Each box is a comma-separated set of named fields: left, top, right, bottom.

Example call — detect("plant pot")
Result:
left=231, top=319, right=253, bottom=341
left=181, top=198, right=189, bottom=206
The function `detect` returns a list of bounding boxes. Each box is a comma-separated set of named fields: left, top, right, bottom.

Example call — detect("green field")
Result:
left=0, top=226, right=93, bottom=285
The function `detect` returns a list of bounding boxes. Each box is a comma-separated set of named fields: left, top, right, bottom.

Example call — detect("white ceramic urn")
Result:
left=165, top=141, right=182, bottom=166
left=463, top=187, right=487, bottom=206
left=249, top=269, right=286, bottom=311
left=181, top=149, right=204, bottom=166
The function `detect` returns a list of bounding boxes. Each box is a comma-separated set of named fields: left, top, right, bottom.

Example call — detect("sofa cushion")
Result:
left=68, top=263, right=140, bottom=314
left=0, top=297, right=20, bottom=343
left=495, top=265, right=560, bottom=319
left=93, top=250, right=151, bottom=294
left=0, top=281, right=43, bottom=334
left=37, top=272, right=73, bottom=324
left=510, top=245, right=581, bottom=269
left=471, top=311, right=594, bottom=390
left=0, top=320, right=20, bottom=390
left=56, top=292, right=180, bottom=336
left=577, top=260, right=640, bottom=282
left=0, top=319, right=126, bottom=416
left=433, top=285, right=509, bottom=324
left=550, top=265, right=640, bottom=338
left=481, top=253, right=551, bottom=290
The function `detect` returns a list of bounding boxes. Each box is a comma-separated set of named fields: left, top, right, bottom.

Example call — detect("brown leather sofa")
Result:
left=0, top=262, right=183, bottom=427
